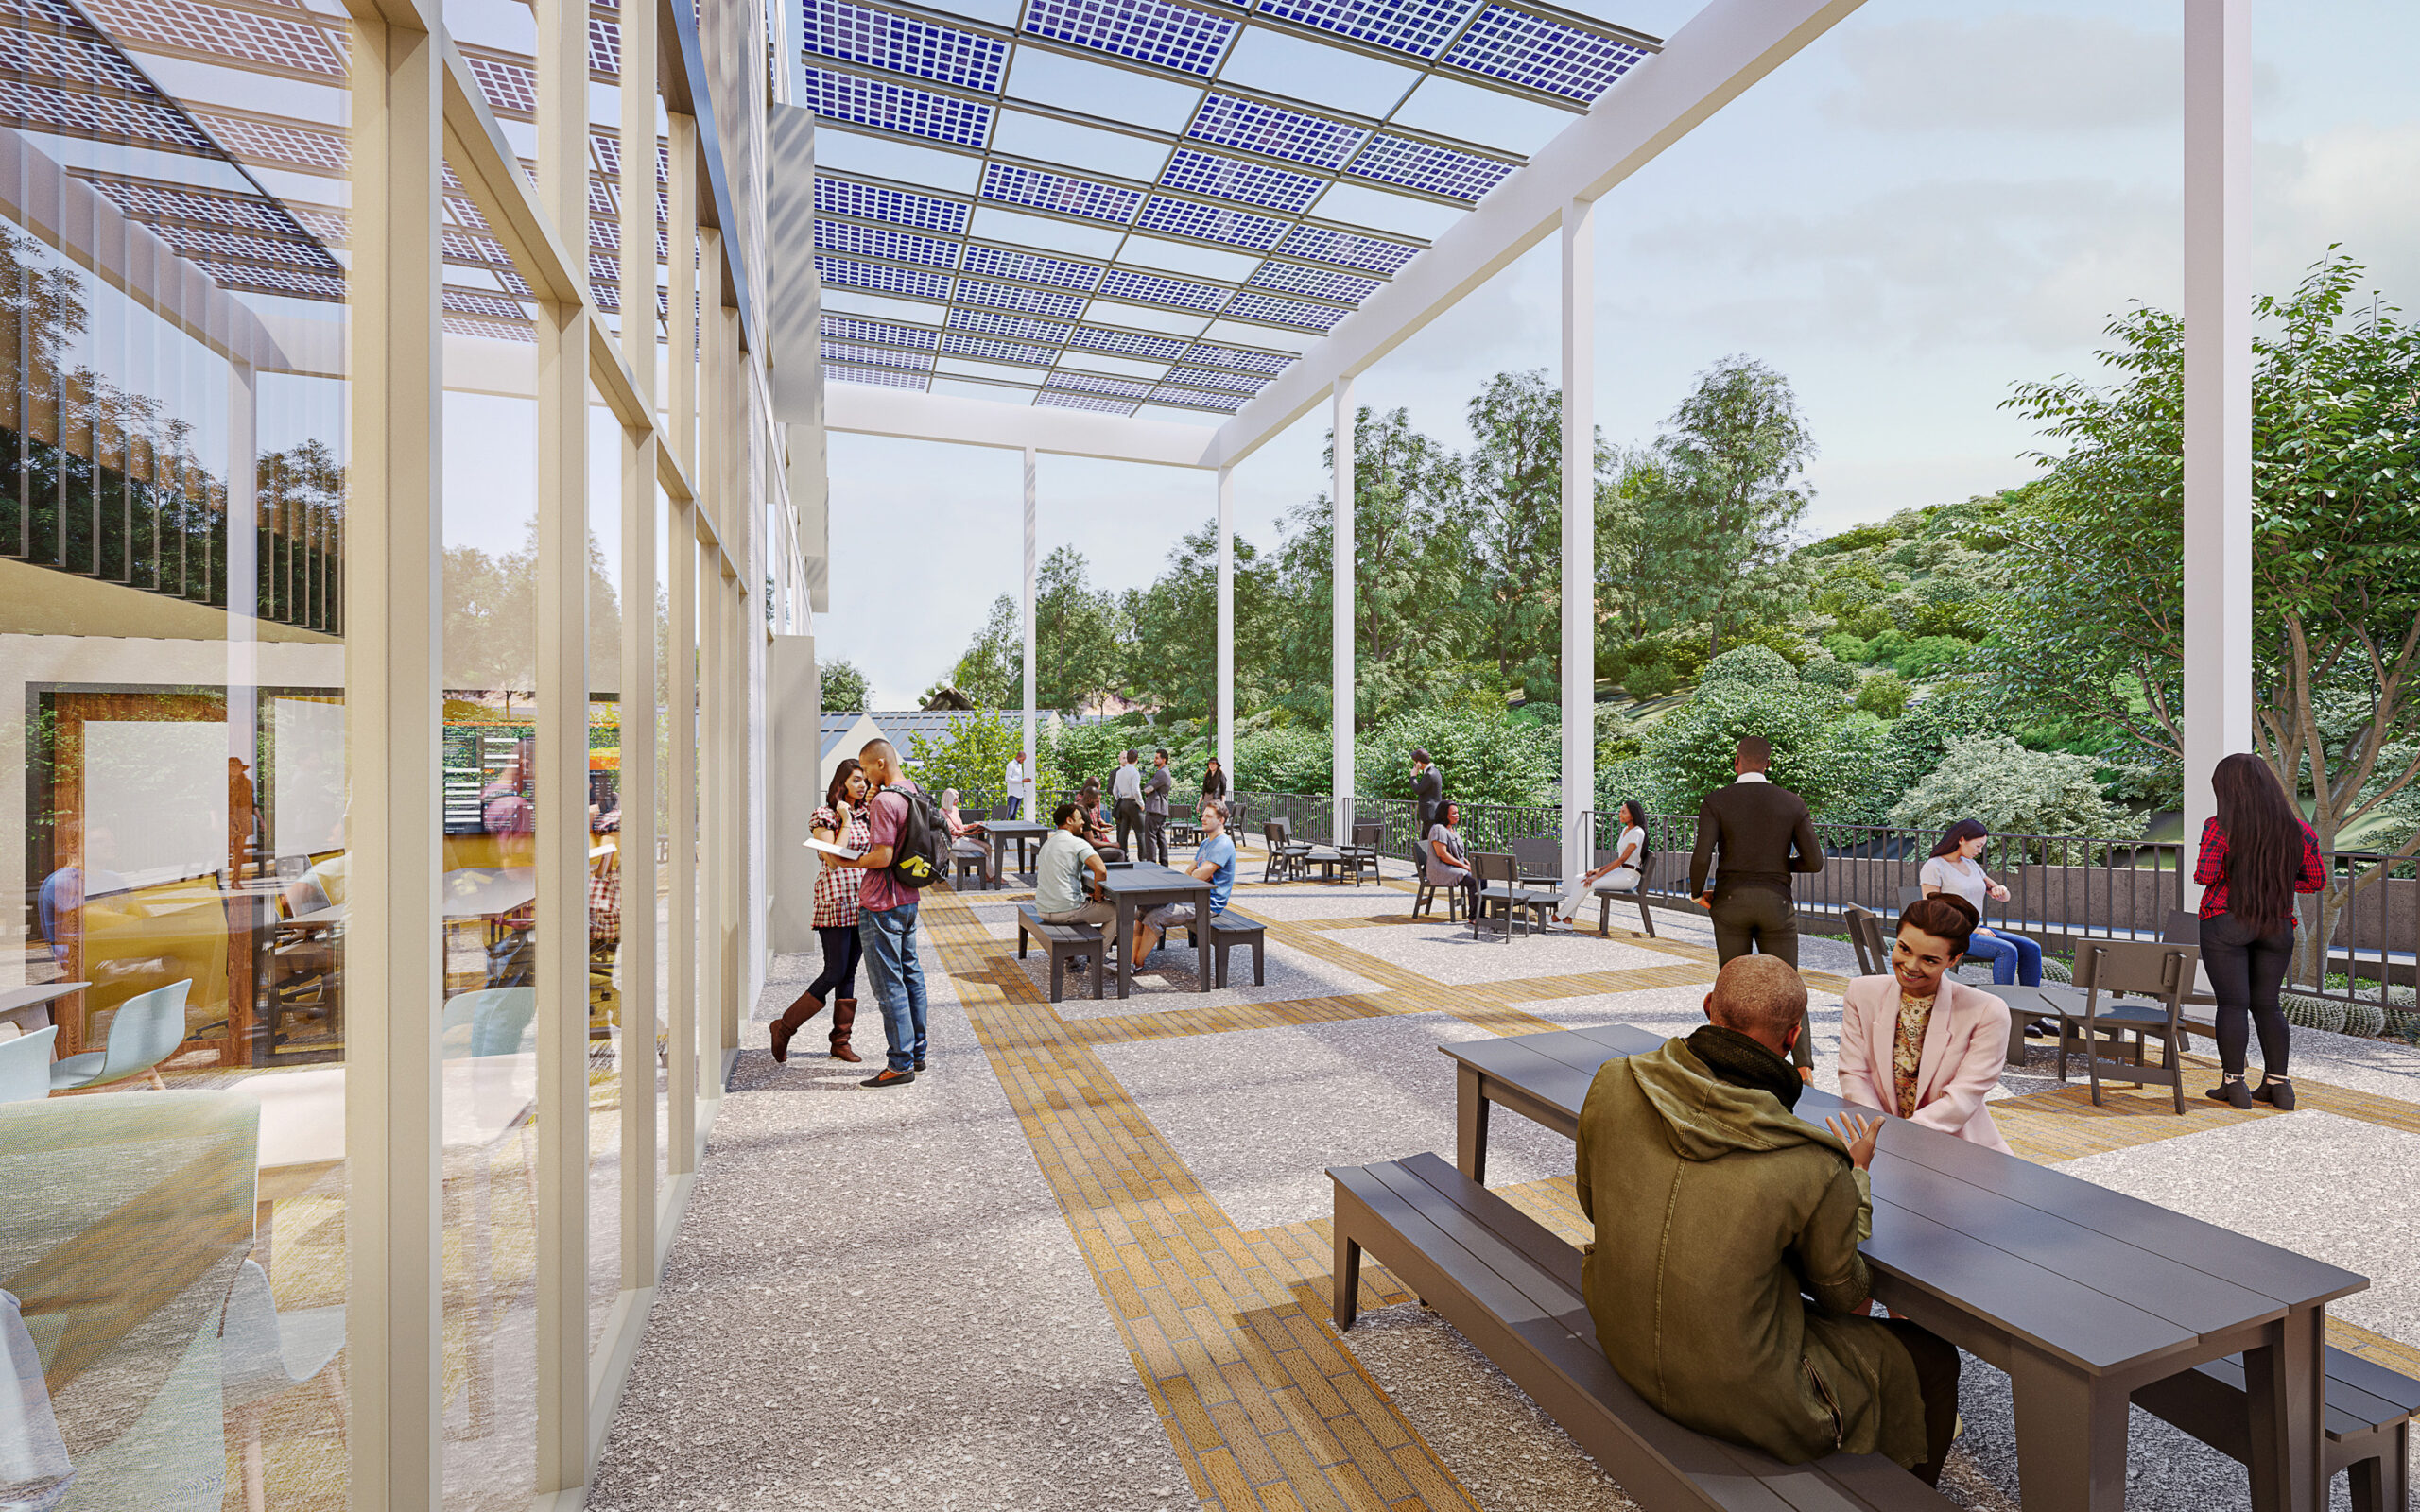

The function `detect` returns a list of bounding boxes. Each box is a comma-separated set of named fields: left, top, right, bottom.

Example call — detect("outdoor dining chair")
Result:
left=2057, top=939, right=2200, bottom=1113
left=1339, top=822, right=1383, bottom=885
left=1261, top=820, right=1312, bottom=884
left=1843, top=904, right=1889, bottom=976
left=51, top=978, right=191, bottom=1093
left=1472, top=853, right=1555, bottom=943
left=221, top=1258, right=346, bottom=1512
left=0, top=1025, right=58, bottom=1103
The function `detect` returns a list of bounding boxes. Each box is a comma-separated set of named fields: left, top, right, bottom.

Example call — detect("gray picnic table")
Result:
left=1440, top=1022, right=2366, bottom=1512
left=980, top=820, right=1049, bottom=890
left=1088, top=861, right=1212, bottom=1001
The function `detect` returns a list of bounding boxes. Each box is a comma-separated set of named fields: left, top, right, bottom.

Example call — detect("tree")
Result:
left=1887, top=734, right=2143, bottom=851
left=951, top=595, right=1019, bottom=707
left=1461, top=371, right=1586, bottom=697
left=907, top=709, right=1020, bottom=805
left=1123, top=521, right=1280, bottom=728
left=1994, top=252, right=2420, bottom=976
left=820, top=658, right=871, bottom=712
left=1623, top=356, right=1816, bottom=657
left=942, top=547, right=1128, bottom=714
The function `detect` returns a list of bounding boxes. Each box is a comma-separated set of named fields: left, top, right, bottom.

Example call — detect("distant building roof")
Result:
left=818, top=708, right=1066, bottom=762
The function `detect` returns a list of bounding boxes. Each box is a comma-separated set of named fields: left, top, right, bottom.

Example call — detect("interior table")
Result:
left=1439, top=1022, right=2366, bottom=1512
left=0, top=983, right=85, bottom=1055
left=1090, top=862, right=1212, bottom=1000
left=980, top=820, right=1049, bottom=889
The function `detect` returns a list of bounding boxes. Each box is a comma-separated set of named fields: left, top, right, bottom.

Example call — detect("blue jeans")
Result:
left=1965, top=927, right=2043, bottom=987
left=858, top=902, right=927, bottom=1073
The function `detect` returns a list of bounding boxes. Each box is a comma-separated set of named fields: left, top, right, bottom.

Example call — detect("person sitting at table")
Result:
left=1035, top=802, right=1116, bottom=971
left=1838, top=893, right=2013, bottom=1153
left=1423, top=800, right=1481, bottom=913
left=1136, top=798, right=1239, bottom=965
left=1077, top=782, right=1124, bottom=863
left=1575, top=954, right=1961, bottom=1486
left=1551, top=799, right=1649, bottom=925
left=938, top=788, right=994, bottom=885
left=1919, top=819, right=2044, bottom=988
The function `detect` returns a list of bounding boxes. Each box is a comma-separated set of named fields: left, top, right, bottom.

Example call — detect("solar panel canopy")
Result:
left=802, top=0, right=1660, bottom=420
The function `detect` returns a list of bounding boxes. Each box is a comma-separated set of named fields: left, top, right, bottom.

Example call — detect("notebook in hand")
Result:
left=804, top=837, right=863, bottom=860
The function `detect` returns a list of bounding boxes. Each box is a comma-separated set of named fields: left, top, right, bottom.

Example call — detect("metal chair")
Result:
left=1339, top=821, right=1383, bottom=885
left=1593, top=850, right=1659, bottom=939
left=1472, top=852, right=1554, bottom=942
left=50, top=979, right=191, bottom=1092
left=0, top=1025, right=59, bottom=1103
left=1844, top=904, right=1889, bottom=976
left=1508, top=836, right=1561, bottom=887
left=1261, top=819, right=1312, bottom=884
left=2056, top=940, right=2200, bottom=1113
left=1412, top=868, right=1465, bottom=923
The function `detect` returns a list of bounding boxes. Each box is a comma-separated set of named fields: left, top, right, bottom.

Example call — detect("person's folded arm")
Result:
left=1790, top=806, right=1824, bottom=873
left=1794, top=1164, right=1875, bottom=1315
left=1688, top=801, right=1717, bottom=897
left=2297, top=829, right=2328, bottom=894
left=2194, top=817, right=2227, bottom=889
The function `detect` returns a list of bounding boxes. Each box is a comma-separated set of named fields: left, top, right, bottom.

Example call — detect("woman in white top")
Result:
left=1554, top=799, right=1649, bottom=923
left=1917, top=818, right=2043, bottom=987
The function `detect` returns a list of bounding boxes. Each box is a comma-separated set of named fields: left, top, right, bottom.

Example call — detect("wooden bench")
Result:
left=1330, top=1152, right=1956, bottom=1512
left=1014, top=903, right=1104, bottom=1003
left=1180, top=912, right=1266, bottom=988
left=2132, top=1345, right=2419, bottom=1511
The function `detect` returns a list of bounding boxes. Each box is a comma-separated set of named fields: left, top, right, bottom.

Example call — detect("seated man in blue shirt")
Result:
left=1139, top=797, right=1239, bottom=961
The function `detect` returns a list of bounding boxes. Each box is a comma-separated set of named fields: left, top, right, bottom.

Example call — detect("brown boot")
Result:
left=769, top=990, right=824, bottom=1063
left=829, top=998, right=864, bottom=1063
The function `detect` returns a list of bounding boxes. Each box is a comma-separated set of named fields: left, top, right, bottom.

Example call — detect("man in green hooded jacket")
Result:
left=1574, top=955, right=1960, bottom=1484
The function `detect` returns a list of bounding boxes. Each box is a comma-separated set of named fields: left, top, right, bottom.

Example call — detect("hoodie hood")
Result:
left=1628, top=1038, right=1847, bottom=1165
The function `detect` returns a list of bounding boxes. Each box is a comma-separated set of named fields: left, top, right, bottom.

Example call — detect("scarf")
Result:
left=1685, top=1024, right=1803, bottom=1112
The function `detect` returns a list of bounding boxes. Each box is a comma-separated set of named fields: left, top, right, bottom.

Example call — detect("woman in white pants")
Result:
left=1556, top=799, right=1649, bottom=924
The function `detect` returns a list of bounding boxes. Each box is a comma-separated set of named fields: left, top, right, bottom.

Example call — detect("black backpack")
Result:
left=879, top=783, right=951, bottom=891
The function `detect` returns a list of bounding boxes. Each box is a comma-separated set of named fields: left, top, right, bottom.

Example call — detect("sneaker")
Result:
left=913, top=1057, right=926, bottom=1072
left=2253, top=1078, right=2295, bottom=1110
left=860, top=1068, right=916, bottom=1089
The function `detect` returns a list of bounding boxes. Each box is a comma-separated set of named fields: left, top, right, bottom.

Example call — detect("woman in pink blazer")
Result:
left=1838, top=893, right=2012, bottom=1153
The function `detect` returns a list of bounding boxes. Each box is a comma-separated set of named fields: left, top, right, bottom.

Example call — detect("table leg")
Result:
left=2011, top=1346, right=2130, bottom=1510
left=2006, top=1000, right=2030, bottom=1070
left=1456, top=1064, right=1491, bottom=1184
left=2244, top=1305, right=2326, bottom=1512
left=989, top=834, right=1005, bottom=891
left=1194, top=885, right=1211, bottom=993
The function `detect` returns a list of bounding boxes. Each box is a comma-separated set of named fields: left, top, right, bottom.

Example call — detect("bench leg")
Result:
left=1252, top=938, right=1265, bottom=987
left=1050, top=951, right=1064, bottom=1004
left=1333, top=1228, right=1362, bottom=1332
left=2346, top=1422, right=2403, bottom=1512
left=1091, top=939, right=1104, bottom=1000
left=1211, top=940, right=1228, bottom=989
left=1018, top=923, right=1029, bottom=959
left=1639, top=894, right=1655, bottom=938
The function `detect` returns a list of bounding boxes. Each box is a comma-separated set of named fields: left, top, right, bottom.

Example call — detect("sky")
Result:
left=812, top=0, right=2420, bottom=710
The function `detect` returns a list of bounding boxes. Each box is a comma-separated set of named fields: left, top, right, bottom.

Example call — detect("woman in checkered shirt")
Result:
left=770, top=758, right=873, bottom=1065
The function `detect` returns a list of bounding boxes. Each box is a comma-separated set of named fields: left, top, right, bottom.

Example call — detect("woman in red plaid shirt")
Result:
left=2195, top=753, right=2328, bottom=1110
left=770, top=758, right=873, bottom=1064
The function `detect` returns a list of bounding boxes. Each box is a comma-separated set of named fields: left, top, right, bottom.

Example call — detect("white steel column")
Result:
left=2182, top=0, right=2254, bottom=893
left=1331, top=379, right=1355, bottom=841
left=1560, top=197, right=1597, bottom=878
left=343, top=1, right=444, bottom=1503
left=1216, top=464, right=1235, bottom=792
left=667, top=519, right=699, bottom=1176
left=1021, top=447, right=1037, bottom=807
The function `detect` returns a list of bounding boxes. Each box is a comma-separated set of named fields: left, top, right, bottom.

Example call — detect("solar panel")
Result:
left=1443, top=4, right=1646, bottom=101
left=1098, top=267, right=1229, bottom=313
left=803, top=0, right=1010, bottom=92
left=1067, top=325, right=1187, bottom=361
left=464, top=52, right=537, bottom=117
left=821, top=315, right=941, bottom=349
left=1221, top=291, right=1345, bottom=330
left=814, top=254, right=954, bottom=301
left=1281, top=223, right=1420, bottom=273
left=939, top=331, right=1059, bottom=365
left=1135, top=197, right=1288, bottom=250
left=947, top=306, right=1073, bottom=343
left=1165, top=366, right=1263, bottom=393
left=1246, top=261, right=1378, bottom=301
left=801, top=67, right=994, bottom=147
left=814, top=218, right=961, bottom=267
left=1157, top=147, right=1324, bottom=214
left=822, top=340, right=933, bottom=370
left=1184, top=92, right=1367, bottom=170
left=828, top=364, right=931, bottom=389
left=1253, top=0, right=1477, bottom=60
left=1181, top=341, right=1294, bottom=374
left=1037, top=391, right=1141, bottom=415
left=960, top=245, right=1103, bottom=292
left=0, top=77, right=216, bottom=154
left=980, top=163, right=1144, bottom=224
left=1349, top=134, right=1513, bottom=202
left=955, top=276, right=1089, bottom=319
left=1021, top=0, right=1238, bottom=77
left=1150, top=385, right=1247, bottom=411
left=444, top=287, right=529, bottom=320
left=816, top=177, right=968, bottom=234
left=1044, top=370, right=1154, bottom=399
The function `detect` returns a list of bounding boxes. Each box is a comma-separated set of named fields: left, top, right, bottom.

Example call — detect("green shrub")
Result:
left=1233, top=725, right=1333, bottom=796
left=1702, top=644, right=1799, bottom=689
left=1800, top=656, right=1858, bottom=693
left=1821, top=631, right=1868, bottom=664
left=1625, top=661, right=1677, bottom=700
left=1887, top=733, right=2143, bottom=846
left=1642, top=678, right=1872, bottom=816
left=2041, top=956, right=2072, bottom=985
left=1892, top=634, right=1975, bottom=680
left=1357, top=706, right=1558, bottom=807
left=1854, top=671, right=1910, bottom=719
left=2282, top=992, right=2350, bottom=1035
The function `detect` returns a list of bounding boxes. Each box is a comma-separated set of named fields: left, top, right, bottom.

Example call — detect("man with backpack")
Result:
left=841, top=738, right=944, bottom=1088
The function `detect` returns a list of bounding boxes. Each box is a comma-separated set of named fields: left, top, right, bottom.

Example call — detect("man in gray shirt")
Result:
left=1111, top=749, right=1145, bottom=860
left=1142, top=748, right=1174, bottom=865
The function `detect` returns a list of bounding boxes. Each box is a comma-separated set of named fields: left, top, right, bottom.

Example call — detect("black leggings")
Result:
left=1879, top=1318, right=1962, bottom=1486
left=2201, top=911, right=2295, bottom=1078
left=807, top=924, right=862, bottom=1003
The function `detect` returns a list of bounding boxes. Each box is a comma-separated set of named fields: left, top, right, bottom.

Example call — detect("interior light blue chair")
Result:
left=51, top=979, right=191, bottom=1093
left=219, top=1259, right=345, bottom=1512
left=0, top=1025, right=60, bottom=1103
left=438, top=987, right=537, bottom=1060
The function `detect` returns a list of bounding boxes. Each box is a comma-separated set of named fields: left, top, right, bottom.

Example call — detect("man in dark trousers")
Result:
left=1111, top=749, right=1145, bottom=861
left=1142, top=748, right=1174, bottom=865
left=1409, top=748, right=1443, bottom=869
left=1687, top=735, right=1824, bottom=1077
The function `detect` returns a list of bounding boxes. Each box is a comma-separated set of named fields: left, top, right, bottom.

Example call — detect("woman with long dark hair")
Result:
left=1918, top=818, right=2044, bottom=988
left=1424, top=799, right=1481, bottom=912
left=1552, top=799, right=1651, bottom=925
left=2197, top=753, right=2327, bottom=1109
left=769, top=758, right=872, bottom=1064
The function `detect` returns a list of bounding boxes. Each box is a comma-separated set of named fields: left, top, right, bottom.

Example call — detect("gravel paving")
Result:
left=1317, top=921, right=1682, bottom=985
left=586, top=924, right=1188, bottom=1512
left=1096, top=1011, right=1582, bottom=1231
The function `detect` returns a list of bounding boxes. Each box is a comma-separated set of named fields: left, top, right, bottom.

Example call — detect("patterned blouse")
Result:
left=810, top=803, right=871, bottom=930
left=1891, top=991, right=1937, bottom=1119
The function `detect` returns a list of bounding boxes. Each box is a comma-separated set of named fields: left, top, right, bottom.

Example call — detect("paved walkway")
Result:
left=588, top=859, right=2420, bottom=1512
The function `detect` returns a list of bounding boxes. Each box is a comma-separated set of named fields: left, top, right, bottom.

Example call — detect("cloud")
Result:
left=2259, top=123, right=2420, bottom=297
left=1822, top=14, right=2273, bottom=134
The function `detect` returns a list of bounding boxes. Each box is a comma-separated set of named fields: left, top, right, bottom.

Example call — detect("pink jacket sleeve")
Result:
left=1837, top=977, right=1885, bottom=1114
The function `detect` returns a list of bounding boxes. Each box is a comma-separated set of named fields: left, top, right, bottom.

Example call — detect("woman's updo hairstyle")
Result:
left=1899, top=893, right=1979, bottom=956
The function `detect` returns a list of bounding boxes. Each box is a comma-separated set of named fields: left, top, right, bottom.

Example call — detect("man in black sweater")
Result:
left=1409, top=749, right=1443, bottom=869
left=1687, top=736, right=1824, bottom=1075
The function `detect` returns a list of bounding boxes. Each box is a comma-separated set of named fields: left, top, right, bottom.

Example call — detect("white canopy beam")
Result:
left=826, top=386, right=1222, bottom=469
